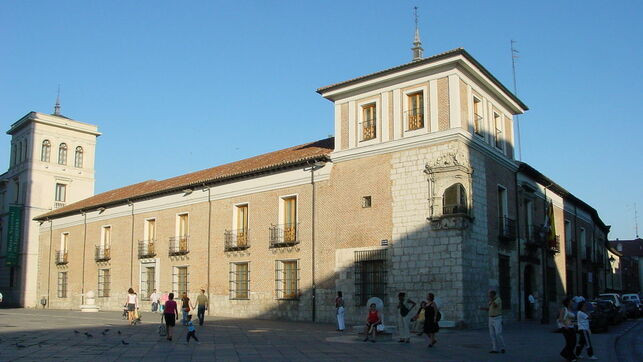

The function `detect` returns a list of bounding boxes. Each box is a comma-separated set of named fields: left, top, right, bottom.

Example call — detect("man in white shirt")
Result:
left=575, top=301, right=597, bottom=360
left=150, top=289, right=161, bottom=313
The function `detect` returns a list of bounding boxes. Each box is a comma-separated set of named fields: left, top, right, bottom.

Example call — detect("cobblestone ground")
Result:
left=0, top=308, right=633, bottom=361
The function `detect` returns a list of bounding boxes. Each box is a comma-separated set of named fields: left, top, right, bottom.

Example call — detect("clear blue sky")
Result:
left=1, top=1, right=641, bottom=239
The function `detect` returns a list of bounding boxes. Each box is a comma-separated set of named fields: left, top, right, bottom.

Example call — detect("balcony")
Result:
left=442, top=205, right=468, bottom=215
left=55, top=250, right=68, bottom=265
left=169, top=236, right=189, bottom=256
left=498, top=217, right=517, bottom=242
left=405, top=108, right=424, bottom=130
left=269, top=223, right=299, bottom=248
left=361, top=120, right=376, bottom=141
left=95, top=246, right=111, bottom=262
left=138, top=239, right=156, bottom=259
left=54, top=201, right=66, bottom=209
left=224, top=229, right=249, bottom=251
left=548, top=235, right=561, bottom=254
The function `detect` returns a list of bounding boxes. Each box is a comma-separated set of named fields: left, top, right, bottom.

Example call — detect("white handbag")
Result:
left=376, top=324, right=385, bottom=332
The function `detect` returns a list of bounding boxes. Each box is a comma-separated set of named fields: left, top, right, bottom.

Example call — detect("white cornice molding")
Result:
left=332, top=129, right=518, bottom=172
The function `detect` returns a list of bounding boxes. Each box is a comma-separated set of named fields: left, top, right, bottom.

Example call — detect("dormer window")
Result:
left=361, top=103, right=376, bottom=141
left=407, top=91, right=424, bottom=130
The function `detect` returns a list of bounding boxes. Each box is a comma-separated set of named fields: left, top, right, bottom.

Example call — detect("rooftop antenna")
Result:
left=511, top=40, right=522, bottom=161
left=411, top=6, right=423, bottom=61
left=635, top=203, right=640, bottom=238
left=53, top=85, right=61, bottom=116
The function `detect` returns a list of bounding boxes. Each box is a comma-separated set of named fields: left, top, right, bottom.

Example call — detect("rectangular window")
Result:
left=498, top=255, right=511, bottom=310
left=564, top=220, right=572, bottom=255
left=362, top=196, right=372, bottom=208
left=178, top=214, right=189, bottom=237
left=354, top=249, right=387, bottom=306
left=98, top=269, right=110, bottom=297
left=146, top=219, right=156, bottom=241
left=57, top=272, right=68, bottom=298
left=236, top=205, right=248, bottom=247
left=101, top=226, right=111, bottom=248
left=566, top=270, right=575, bottom=296
left=523, top=199, right=533, bottom=240
left=60, top=232, right=69, bottom=252
left=473, top=97, right=482, bottom=135
left=173, top=266, right=188, bottom=297
left=283, top=197, right=296, bottom=243
left=275, top=260, right=299, bottom=299
left=55, top=183, right=66, bottom=202
left=580, top=228, right=586, bottom=259
left=361, top=103, right=376, bottom=141
left=494, top=112, right=503, bottom=149
left=407, top=91, right=424, bottom=130
left=140, top=266, right=155, bottom=300
left=229, top=262, right=249, bottom=299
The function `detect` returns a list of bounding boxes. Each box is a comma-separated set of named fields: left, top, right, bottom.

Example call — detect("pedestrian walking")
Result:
left=424, top=293, right=440, bottom=347
left=575, top=301, right=597, bottom=360
left=125, top=288, right=139, bottom=325
left=411, top=301, right=426, bottom=334
left=480, top=290, right=505, bottom=354
left=396, top=292, right=416, bottom=343
left=558, top=297, right=577, bottom=361
left=195, top=289, right=208, bottom=326
left=163, top=293, right=179, bottom=341
left=363, top=303, right=382, bottom=342
left=185, top=315, right=200, bottom=344
left=335, top=291, right=345, bottom=332
left=150, top=289, right=161, bottom=313
left=180, top=292, right=191, bottom=326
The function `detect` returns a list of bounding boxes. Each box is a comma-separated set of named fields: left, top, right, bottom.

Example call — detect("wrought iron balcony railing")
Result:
left=548, top=235, right=561, bottom=254
left=138, top=239, right=156, bottom=259
left=54, top=201, right=66, bottom=209
left=405, top=108, right=424, bottom=130
left=269, top=223, right=299, bottom=248
left=498, top=217, right=517, bottom=241
left=224, top=229, right=249, bottom=251
left=95, top=246, right=111, bottom=262
left=362, top=120, right=376, bottom=141
left=442, top=205, right=468, bottom=215
left=55, top=250, right=68, bottom=265
left=169, top=236, right=189, bottom=256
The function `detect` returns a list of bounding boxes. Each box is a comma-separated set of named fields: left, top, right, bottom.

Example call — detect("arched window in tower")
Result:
left=41, top=140, right=51, bottom=162
left=58, top=143, right=67, bottom=165
left=442, top=183, right=467, bottom=215
left=74, top=146, right=83, bottom=168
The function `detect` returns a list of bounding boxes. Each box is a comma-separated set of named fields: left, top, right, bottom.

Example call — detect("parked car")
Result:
left=588, top=301, right=610, bottom=333
left=622, top=293, right=641, bottom=313
left=598, top=293, right=623, bottom=308
left=623, top=301, right=640, bottom=318
left=592, top=300, right=624, bottom=325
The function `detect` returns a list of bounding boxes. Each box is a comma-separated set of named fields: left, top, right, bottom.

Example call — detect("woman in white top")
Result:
left=557, top=298, right=576, bottom=361
left=125, top=288, right=139, bottom=325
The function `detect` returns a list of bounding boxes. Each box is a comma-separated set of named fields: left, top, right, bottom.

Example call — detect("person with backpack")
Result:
left=424, top=293, right=440, bottom=347
left=397, top=292, right=416, bottom=343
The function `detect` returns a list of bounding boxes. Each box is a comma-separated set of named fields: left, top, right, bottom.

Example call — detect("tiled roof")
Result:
left=316, top=48, right=528, bottom=111
left=35, top=137, right=334, bottom=220
left=609, top=239, right=643, bottom=257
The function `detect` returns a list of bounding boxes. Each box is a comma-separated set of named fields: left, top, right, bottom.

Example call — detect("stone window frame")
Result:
left=275, top=259, right=299, bottom=300
left=425, top=159, right=474, bottom=222
left=57, top=271, right=68, bottom=298
left=41, top=139, right=51, bottom=162
left=357, top=96, right=380, bottom=146
left=58, top=143, right=68, bottom=165
left=98, top=268, right=110, bottom=297
left=229, top=262, right=250, bottom=300
left=74, top=146, right=84, bottom=168
left=402, top=84, right=429, bottom=136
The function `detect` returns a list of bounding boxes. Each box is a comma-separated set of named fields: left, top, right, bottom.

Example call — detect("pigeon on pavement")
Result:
left=84, top=332, right=93, bottom=338
left=121, top=340, right=129, bottom=345
left=16, top=343, right=26, bottom=348
left=74, top=330, right=80, bottom=334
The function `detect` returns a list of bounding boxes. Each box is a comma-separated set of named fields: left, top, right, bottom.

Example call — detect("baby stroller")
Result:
left=121, top=304, right=129, bottom=320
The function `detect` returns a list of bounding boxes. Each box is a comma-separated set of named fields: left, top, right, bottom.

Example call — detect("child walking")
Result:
left=575, top=301, right=598, bottom=360
left=186, top=315, right=199, bottom=344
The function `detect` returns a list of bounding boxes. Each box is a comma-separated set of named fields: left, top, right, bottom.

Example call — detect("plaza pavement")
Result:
left=0, top=308, right=634, bottom=361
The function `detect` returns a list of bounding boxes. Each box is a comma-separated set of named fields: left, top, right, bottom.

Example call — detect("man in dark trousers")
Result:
left=196, top=289, right=209, bottom=326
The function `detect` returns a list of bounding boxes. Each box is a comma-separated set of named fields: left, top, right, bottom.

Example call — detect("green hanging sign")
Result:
left=6, top=205, right=22, bottom=266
